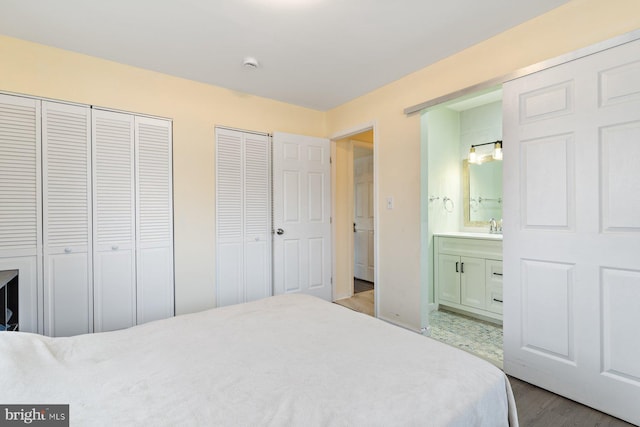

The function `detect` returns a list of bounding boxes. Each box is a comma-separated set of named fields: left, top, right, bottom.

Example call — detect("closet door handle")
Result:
left=455, top=262, right=459, bottom=273
left=461, top=262, right=464, bottom=273
left=493, top=298, right=503, bottom=303
left=276, top=228, right=284, bottom=235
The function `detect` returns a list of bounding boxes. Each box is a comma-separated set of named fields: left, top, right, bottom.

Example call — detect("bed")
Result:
left=0, top=294, right=517, bottom=426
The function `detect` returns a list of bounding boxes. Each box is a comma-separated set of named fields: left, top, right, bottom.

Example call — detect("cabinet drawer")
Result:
left=485, top=260, right=503, bottom=314
left=437, top=237, right=502, bottom=260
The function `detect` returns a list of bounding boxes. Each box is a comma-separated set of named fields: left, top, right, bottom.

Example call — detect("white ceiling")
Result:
left=0, top=0, right=569, bottom=111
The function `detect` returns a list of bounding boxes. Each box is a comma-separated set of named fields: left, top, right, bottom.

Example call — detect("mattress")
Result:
left=0, top=294, right=517, bottom=426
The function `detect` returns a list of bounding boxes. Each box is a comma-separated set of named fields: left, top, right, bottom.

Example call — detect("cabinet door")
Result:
left=92, top=110, right=136, bottom=332
left=135, top=116, right=174, bottom=324
left=438, top=254, right=460, bottom=304
left=460, top=256, right=486, bottom=309
left=42, top=101, right=92, bottom=337
left=485, top=259, right=503, bottom=314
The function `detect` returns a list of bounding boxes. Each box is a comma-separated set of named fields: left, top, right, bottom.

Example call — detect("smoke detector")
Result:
left=243, top=57, right=259, bottom=69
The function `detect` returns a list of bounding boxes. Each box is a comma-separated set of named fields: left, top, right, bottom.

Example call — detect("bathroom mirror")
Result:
left=463, top=159, right=503, bottom=226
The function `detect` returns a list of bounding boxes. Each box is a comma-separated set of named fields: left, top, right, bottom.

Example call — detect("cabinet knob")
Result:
left=112, top=245, right=119, bottom=251
left=64, top=247, right=72, bottom=253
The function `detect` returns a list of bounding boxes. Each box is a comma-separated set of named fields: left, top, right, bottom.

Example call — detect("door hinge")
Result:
left=330, top=217, right=332, bottom=224
left=331, top=277, right=333, bottom=284
left=330, top=156, right=332, bottom=164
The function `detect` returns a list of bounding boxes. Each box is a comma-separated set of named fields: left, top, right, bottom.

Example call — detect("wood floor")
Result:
left=334, top=288, right=635, bottom=427
left=509, top=376, right=634, bottom=427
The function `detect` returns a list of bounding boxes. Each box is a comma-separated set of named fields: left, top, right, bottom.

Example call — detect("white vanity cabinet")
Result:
left=434, top=233, right=502, bottom=322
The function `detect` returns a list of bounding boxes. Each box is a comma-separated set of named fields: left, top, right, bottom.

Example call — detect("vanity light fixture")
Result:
left=468, top=140, right=503, bottom=163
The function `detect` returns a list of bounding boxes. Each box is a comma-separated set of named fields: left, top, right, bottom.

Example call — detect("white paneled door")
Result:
left=503, top=38, right=640, bottom=425
left=273, top=132, right=331, bottom=301
left=353, top=152, right=374, bottom=282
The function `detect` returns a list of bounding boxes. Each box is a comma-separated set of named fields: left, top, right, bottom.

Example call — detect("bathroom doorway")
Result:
left=421, top=87, right=504, bottom=368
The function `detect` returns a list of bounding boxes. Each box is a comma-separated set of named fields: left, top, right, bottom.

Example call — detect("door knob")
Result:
left=276, top=228, right=284, bottom=235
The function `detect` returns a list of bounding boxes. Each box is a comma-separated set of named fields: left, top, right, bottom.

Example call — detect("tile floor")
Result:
left=428, top=308, right=503, bottom=368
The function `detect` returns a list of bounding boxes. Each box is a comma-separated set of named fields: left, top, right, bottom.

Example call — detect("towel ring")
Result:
left=443, top=197, right=454, bottom=213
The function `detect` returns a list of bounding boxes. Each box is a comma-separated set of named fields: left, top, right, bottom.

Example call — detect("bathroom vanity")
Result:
left=434, top=232, right=502, bottom=322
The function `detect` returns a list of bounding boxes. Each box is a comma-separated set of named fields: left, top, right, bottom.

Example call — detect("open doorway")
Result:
left=331, top=127, right=376, bottom=317
left=421, top=87, right=504, bottom=368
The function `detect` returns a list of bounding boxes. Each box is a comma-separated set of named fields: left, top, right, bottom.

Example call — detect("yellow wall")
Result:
left=326, top=0, right=640, bottom=330
left=0, top=35, right=326, bottom=315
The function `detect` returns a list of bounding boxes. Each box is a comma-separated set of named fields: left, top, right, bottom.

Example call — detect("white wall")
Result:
left=421, top=108, right=460, bottom=309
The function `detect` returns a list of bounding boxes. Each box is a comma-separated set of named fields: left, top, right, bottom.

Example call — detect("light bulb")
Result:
left=469, top=147, right=477, bottom=164
left=493, top=142, right=503, bottom=160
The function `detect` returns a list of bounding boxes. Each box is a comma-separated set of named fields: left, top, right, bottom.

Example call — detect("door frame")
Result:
left=330, top=121, right=379, bottom=316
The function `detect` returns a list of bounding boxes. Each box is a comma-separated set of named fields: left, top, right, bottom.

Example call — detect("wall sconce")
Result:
left=468, top=140, right=503, bottom=163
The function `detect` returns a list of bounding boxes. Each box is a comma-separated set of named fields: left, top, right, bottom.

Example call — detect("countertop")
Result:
left=433, top=231, right=503, bottom=241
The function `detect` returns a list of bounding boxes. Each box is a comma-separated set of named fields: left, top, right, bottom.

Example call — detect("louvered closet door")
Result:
left=215, top=128, right=271, bottom=307
left=243, top=132, right=271, bottom=302
left=0, top=94, right=41, bottom=333
left=92, top=109, right=136, bottom=332
left=135, top=116, right=174, bottom=324
left=42, top=101, right=92, bottom=337
left=216, top=129, right=244, bottom=306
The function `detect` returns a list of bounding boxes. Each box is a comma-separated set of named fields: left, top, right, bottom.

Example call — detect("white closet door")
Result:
left=135, top=116, right=174, bottom=324
left=42, top=101, right=92, bottom=337
left=92, top=109, right=136, bottom=332
left=242, top=132, right=271, bottom=302
left=216, top=129, right=243, bottom=307
left=0, top=94, right=41, bottom=333
left=215, top=128, right=271, bottom=307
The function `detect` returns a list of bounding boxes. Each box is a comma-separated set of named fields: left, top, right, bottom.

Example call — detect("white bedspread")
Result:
left=0, top=294, right=517, bottom=426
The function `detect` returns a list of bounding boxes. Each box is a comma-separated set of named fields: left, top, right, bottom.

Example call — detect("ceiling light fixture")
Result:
left=243, top=57, right=259, bottom=70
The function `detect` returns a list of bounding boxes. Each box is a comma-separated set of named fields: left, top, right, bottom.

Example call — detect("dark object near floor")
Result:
left=354, top=278, right=374, bottom=294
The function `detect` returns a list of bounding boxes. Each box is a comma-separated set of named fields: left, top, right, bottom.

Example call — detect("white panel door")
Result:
left=42, top=101, right=92, bottom=337
left=273, top=132, right=331, bottom=300
left=0, top=94, right=41, bottom=333
left=353, top=153, right=374, bottom=282
left=503, top=38, right=640, bottom=425
left=135, top=116, right=174, bottom=324
left=92, top=109, right=136, bottom=332
left=215, top=128, right=271, bottom=307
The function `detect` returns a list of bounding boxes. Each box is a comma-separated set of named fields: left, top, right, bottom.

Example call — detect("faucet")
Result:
left=489, top=218, right=497, bottom=234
